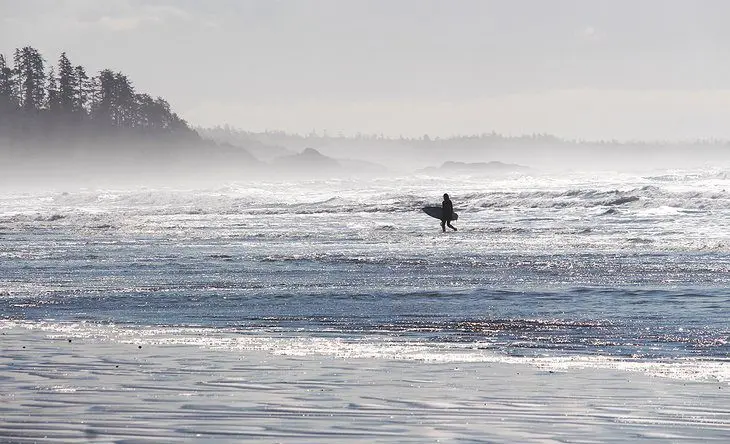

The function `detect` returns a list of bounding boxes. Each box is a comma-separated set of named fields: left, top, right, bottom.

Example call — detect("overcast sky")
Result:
left=2, top=0, right=730, bottom=139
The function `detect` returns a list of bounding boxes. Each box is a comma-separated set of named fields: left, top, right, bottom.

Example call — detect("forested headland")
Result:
left=0, top=46, right=197, bottom=143
left=0, top=46, right=256, bottom=187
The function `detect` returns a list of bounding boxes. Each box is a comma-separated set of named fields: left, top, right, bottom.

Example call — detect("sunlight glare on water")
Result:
left=1, top=170, right=729, bottom=382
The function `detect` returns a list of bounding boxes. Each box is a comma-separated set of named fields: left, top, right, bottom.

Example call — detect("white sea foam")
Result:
left=5, top=320, right=728, bottom=384
left=1, top=170, right=729, bottom=255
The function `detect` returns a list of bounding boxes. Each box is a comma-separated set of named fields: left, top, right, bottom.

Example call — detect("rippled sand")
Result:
left=1, top=326, right=728, bottom=443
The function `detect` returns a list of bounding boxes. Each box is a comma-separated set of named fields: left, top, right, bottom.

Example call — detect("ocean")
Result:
left=1, top=169, right=729, bottom=383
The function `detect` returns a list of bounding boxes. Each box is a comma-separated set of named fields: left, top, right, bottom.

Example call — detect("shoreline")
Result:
left=2, top=325, right=728, bottom=442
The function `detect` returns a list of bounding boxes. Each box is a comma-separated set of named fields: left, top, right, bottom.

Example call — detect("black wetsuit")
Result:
left=441, top=198, right=456, bottom=232
left=442, top=198, right=453, bottom=221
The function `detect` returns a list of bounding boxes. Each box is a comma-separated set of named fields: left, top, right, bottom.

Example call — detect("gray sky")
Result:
left=2, top=0, right=730, bottom=140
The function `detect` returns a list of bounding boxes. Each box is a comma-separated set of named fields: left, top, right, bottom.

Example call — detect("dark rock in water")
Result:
left=628, top=237, right=653, bottom=244
left=209, top=254, right=234, bottom=260
left=606, top=196, right=639, bottom=206
left=35, top=214, right=66, bottom=222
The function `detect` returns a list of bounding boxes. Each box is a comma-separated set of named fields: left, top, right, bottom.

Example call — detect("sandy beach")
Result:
left=1, top=324, right=728, bottom=443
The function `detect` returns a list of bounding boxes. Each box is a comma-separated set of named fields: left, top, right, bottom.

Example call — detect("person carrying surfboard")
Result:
left=441, top=193, right=457, bottom=232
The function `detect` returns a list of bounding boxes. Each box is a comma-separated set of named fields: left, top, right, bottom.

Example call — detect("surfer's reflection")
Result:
left=442, top=193, right=457, bottom=233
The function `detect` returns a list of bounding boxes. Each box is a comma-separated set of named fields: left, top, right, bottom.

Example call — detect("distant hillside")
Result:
left=197, top=126, right=293, bottom=162
left=274, top=147, right=339, bottom=168
left=213, top=129, right=730, bottom=171
left=419, top=161, right=530, bottom=176
left=270, top=147, right=387, bottom=178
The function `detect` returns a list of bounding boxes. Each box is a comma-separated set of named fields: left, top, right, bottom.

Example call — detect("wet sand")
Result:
left=1, top=326, right=729, bottom=443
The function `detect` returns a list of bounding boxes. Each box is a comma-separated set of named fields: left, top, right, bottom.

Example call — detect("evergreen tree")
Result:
left=0, top=54, right=16, bottom=134
left=57, top=52, right=75, bottom=114
left=0, top=54, right=16, bottom=112
left=135, top=93, right=156, bottom=129
left=73, top=65, right=90, bottom=114
left=152, top=97, right=174, bottom=130
left=45, top=66, right=61, bottom=114
left=92, top=69, right=115, bottom=124
left=85, top=71, right=100, bottom=117
left=112, top=72, right=135, bottom=128
left=13, top=46, right=46, bottom=112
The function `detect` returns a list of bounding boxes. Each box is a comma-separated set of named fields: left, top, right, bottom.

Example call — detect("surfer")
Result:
left=441, top=193, right=457, bottom=232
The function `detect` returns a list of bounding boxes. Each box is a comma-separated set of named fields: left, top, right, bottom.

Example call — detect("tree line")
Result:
left=205, top=126, right=727, bottom=148
left=0, top=46, right=196, bottom=143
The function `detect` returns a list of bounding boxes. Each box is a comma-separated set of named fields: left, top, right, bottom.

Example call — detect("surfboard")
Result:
left=422, top=206, right=458, bottom=221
